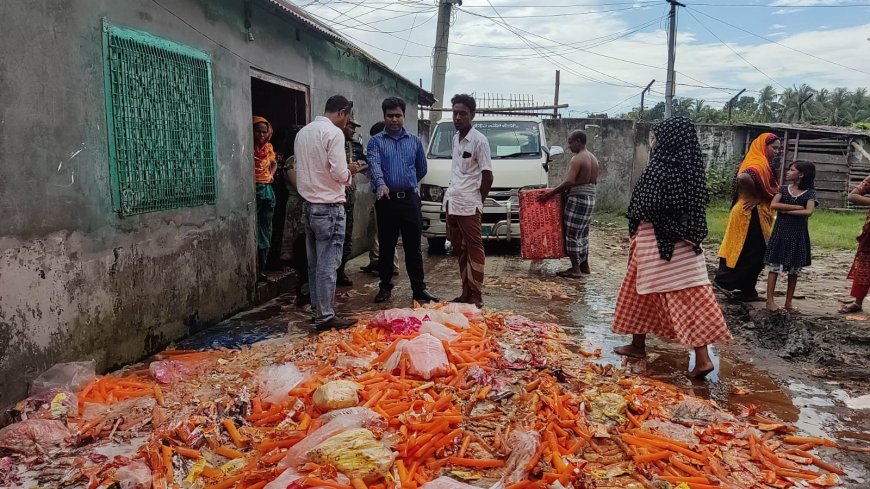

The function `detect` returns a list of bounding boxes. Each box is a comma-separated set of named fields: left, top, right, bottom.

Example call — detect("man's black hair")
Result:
left=370, top=121, right=385, bottom=136
left=568, top=130, right=587, bottom=145
left=451, top=94, right=477, bottom=113
left=382, top=97, right=406, bottom=116
left=325, top=95, right=353, bottom=113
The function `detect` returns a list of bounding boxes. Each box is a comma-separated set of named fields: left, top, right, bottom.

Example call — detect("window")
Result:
left=428, top=121, right=542, bottom=159
left=102, top=22, right=217, bottom=216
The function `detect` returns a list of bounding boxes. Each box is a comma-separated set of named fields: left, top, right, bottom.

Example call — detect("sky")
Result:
left=290, top=0, right=870, bottom=116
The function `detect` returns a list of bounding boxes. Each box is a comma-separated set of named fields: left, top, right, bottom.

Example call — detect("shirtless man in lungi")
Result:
left=537, top=130, right=599, bottom=277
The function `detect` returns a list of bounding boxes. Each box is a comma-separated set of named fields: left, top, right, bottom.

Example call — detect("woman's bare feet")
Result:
left=765, top=300, right=780, bottom=312
left=687, top=363, right=715, bottom=379
left=784, top=306, right=801, bottom=315
left=614, top=344, right=646, bottom=359
left=838, top=302, right=862, bottom=314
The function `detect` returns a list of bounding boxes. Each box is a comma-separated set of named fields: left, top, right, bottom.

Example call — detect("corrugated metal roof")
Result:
left=738, top=122, right=870, bottom=138
left=259, top=0, right=435, bottom=106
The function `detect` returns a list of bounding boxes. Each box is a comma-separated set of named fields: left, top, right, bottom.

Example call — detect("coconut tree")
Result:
left=828, top=87, right=854, bottom=126
left=756, top=85, right=779, bottom=122
left=780, top=84, right=816, bottom=122
left=854, top=88, right=870, bottom=121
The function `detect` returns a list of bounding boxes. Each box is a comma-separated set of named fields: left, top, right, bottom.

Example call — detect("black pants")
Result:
left=714, top=208, right=767, bottom=296
left=376, top=193, right=426, bottom=293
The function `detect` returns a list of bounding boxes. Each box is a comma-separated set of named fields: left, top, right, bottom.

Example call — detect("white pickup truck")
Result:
left=419, top=117, right=564, bottom=252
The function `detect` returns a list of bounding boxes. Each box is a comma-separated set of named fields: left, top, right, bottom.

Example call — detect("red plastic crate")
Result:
left=519, top=188, right=566, bottom=260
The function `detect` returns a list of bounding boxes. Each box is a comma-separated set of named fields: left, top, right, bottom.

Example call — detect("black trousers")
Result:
left=714, top=208, right=767, bottom=296
left=375, top=193, right=426, bottom=293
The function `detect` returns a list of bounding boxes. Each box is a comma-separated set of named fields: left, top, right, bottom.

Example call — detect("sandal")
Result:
left=838, top=303, right=862, bottom=314
left=556, top=270, right=583, bottom=279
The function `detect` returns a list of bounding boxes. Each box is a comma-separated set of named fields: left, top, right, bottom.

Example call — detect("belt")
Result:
left=389, top=190, right=414, bottom=199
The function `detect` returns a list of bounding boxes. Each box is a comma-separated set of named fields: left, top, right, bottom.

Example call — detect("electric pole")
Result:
left=553, top=70, right=561, bottom=119
left=640, top=79, right=655, bottom=119
left=727, top=88, right=746, bottom=123
left=664, top=0, right=684, bottom=119
left=429, top=0, right=461, bottom=123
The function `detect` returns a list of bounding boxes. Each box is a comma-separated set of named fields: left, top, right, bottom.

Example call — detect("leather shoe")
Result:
left=315, top=316, right=358, bottom=331
left=375, top=288, right=392, bottom=303
left=337, top=273, right=353, bottom=287
left=412, top=290, right=440, bottom=303
left=360, top=262, right=378, bottom=273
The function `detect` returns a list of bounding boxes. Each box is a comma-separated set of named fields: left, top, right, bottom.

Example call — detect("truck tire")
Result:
left=427, top=237, right=447, bottom=255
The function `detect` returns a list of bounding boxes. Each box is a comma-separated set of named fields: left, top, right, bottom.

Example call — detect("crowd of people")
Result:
left=254, top=94, right=867, bottom=379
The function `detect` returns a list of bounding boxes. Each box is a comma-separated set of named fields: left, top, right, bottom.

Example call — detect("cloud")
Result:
left=773, top=8, right=803, bottom=15
left=771, top=0, right=846, bottom=5
left=771, top=24, right=787, bottom=29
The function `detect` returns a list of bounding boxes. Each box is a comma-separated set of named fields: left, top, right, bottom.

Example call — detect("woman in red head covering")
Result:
left=253, top=116, right=277, bottom=281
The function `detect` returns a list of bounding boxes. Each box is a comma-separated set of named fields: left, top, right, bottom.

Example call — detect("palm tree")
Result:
left=672, top=97, right=695, bottom=118
left=812, top=88, right=831, bottom=124
left=690, top=99, right=707, bottom=121
left=780, top=84, right=816, bottom=122
left=854, top=88, right=870, bottom=121
left=756, top=85, right=778, bottom=122
left=829, top=87, right=854, bottom=126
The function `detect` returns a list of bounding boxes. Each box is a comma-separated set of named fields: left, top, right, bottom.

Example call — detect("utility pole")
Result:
left=640, top=79, right=655, bottom=119
left=429, top=0, right=461, bottom=123
left=797, top=93, right=813, bottom=123
left=664, top=0, right=684, bottom=119
left=726, top=88, right=746, bottom=123
left=553, top=70, right=561, bottom=119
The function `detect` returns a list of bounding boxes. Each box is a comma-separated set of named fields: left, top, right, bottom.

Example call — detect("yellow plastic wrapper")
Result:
left=588, top=392, right=627, bottom=425
left=308, top=428, right=395, bottom=482
left=312, top=380, right=361, bottom=411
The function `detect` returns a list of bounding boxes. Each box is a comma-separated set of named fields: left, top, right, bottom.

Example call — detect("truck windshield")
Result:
left=428, top=121, right=542, bottom=159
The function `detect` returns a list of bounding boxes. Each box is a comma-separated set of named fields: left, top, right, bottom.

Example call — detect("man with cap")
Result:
left=337, top=118, right=368, bottom=286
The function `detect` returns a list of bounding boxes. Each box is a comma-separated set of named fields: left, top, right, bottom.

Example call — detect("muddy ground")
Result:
left=189, top=220, right=870, bottom=486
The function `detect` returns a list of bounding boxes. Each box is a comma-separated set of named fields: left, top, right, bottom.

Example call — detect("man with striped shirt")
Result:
left=367, top=97, right=439, bottom=304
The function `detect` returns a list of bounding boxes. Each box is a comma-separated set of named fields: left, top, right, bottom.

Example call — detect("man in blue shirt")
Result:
left=367, top=97, right=439, bottom=304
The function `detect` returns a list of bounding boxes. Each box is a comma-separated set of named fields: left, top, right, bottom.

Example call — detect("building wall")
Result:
left=0, top=0, right=423, bottom=408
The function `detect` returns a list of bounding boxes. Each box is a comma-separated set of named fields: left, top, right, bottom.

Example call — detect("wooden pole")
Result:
left=553, top=70, right=560, bottom=119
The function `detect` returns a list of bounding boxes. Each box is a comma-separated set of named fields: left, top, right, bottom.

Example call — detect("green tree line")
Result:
left=619, top=84, right=870, bottom=129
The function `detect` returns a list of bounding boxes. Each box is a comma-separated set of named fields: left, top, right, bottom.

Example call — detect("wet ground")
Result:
left=185, top=222, right=870, bottom=485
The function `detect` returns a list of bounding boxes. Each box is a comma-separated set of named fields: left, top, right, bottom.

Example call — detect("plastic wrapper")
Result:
left=13, top=389, right=78, bottom=420
left=519, top=189, right=566, bottom=260
left=440, top=303, right=484, bottom=321
left=421, top=476, right=504, bottom=489
left=385, top=334, right=450, bottom=380
left=254, top=363, right=307, bottom=404
left=370, top=309, right=424, bottom=335
left=280, top=407, right=384, bottom=469
left=641, top=420, right=700, bottom=447
left=30, top=360, right=95, bottom=396
left=335, top=353, right=376, bottom=370
left=501, top=430, right=540, bottom=484
left=419, top=321, right=460, bottom=343
left=0, top=419, right=70, bottom=455
left=149, top=359, right=203, bottom=384
left=313, top=380, right=361, bottom=411
left=588, top=393, right=627, bottom=425
left=265, top=468, right=303, bottom=489
left=308, top=428, right=395, bottom=482
left=114, top=461, right=152, bottom=489
left=672, top=397, right=737, bottom=425
left=418, top=309, right=469, bottom=329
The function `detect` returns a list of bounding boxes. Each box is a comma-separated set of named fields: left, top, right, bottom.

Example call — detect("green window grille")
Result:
left=102, top=21, right=217, bottom=216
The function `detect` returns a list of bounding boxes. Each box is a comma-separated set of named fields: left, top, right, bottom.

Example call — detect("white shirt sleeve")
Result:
left=326, top=128, right=351, bottom=185
left=477, top=134, right=493, bottom=172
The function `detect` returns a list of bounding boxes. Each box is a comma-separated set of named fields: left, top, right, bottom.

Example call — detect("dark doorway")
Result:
left=250, top=72, right=309, bottom=269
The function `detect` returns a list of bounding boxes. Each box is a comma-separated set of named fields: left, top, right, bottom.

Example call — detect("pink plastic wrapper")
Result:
left=370, top=309, right=424, bottom=335
left=385, top=334, right=450, bottom=380
left=114, top=461, right=152, bottom=489
left=0, top=419, right=70, bottom=455
left=440, top=302, right=483, bottom=321
left=149, top=359, right=203, bottom=384
left=519, top=189, right=566, bottom=260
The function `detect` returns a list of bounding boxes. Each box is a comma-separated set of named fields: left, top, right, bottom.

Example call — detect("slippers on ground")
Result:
left=838, top=303, right=862, bottom=314
left=556, top=270, right=583, bottom=279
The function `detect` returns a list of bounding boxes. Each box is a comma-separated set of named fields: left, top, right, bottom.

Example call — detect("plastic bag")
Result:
left=254, top=363, right=307, bottom=404
left=114, top=461, right=152, bottom=489
left=308, top=428, right=395, bottom=482
left=370, top=309, right=424, bottom=335
left=30, top=360, right=95, bottom=396
left=419, top=321, right=460, bottom=343
left=588, top=393, right=627, bottom=425
left=0, top=419, right=70, bottom=455
left=149, top=359, right=203, bottom=384
left=421, top=476, right=504, bottom=489
left=265, top=468, right=303, bottom=489
left=441, top=303, right=484, bottom=321
left=13, top=388, right=78, bottom=420
left=385, top=334, right=450, bottom=380
left=501, top=430, right=540, bottom=484
left=418, top=309, right=469, bottom=329
left=335, top=353, right=376, bottom=370
left=672, top=397, right=737, bottom=425
left=280, top=407, right=384, bottom=469
left=641, top=420, right=700, bottom=447
left=313, top=380, right=361, bottom=411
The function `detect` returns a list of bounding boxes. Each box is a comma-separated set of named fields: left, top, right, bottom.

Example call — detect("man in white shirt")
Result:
left=294, top=95, right=363, bottom=330
left=443, top=94, right=494, bottom=307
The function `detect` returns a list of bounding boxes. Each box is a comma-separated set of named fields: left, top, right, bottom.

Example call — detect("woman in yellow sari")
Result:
left=714, top=133, right=782, bottom=300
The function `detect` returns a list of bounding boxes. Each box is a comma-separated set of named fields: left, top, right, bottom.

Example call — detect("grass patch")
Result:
left=594, top=200, right=866, bottom=251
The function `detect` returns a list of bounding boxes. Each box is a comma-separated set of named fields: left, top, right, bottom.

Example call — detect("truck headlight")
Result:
left=420, top=184, right=445, bottom=202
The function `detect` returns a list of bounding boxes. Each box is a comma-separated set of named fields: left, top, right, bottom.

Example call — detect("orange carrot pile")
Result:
left=78, top=373, right=158, bottom=406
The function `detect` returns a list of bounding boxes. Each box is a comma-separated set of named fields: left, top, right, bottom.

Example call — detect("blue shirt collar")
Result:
left=383, top=127, right=409, bottom=140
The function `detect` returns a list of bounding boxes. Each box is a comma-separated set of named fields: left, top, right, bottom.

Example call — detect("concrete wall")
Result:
left=0, top=0, right=424, bottom=408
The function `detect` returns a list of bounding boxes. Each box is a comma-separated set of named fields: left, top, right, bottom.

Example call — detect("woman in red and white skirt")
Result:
left=611, top=117, right=731, bottom=379
left=839, top=175, right=870, bottom=314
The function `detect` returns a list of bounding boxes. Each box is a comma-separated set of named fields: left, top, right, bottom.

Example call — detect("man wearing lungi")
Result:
left=444, top=94, right=494, bottom=307
left=538, top=130, right=599, bottom=277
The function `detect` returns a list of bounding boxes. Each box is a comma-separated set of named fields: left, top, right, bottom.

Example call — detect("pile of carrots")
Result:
left=64, top=306, right=854, bottom=489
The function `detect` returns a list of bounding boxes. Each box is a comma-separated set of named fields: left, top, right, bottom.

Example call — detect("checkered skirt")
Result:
left=612, top=233, right=732, bottom=347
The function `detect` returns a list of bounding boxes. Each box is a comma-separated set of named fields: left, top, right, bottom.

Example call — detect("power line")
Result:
left=394, top=12, right=419, bottom=69
left=688, top=6, right=870, bottom=78
left=684, top=9, right=786, bottom=90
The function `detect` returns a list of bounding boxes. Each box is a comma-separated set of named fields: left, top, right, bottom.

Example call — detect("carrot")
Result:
left=252, top=397, right=263, bottom=414
left=477, top=385, right=492, bottom=400
left=174, top=446, right=202, bottom=459
left=257, top=436, right=303, bottom=453
left=222, top=419, right=247, bottom=447
left=154, top=385, right=165, bottom=406
left=794, top=450, right=845, bottom=475
left=373, top=339, right=401, bottom=364
left=635, top=431, right=691, bottom=450
left=550, top=451, right=568, bottom=473
left=162, top=445, right=174, bottom=481
left=447, top=457, right=505, bottom=468
left=200, top=466, right=224, bottom=479
left=506, top=481, right=532, bottom=489
left=626, top=410, right=641, bottom=427
left=458, top=434, right=472, bottom=458
left=263, top=449, right=289, bottom=465
left=686, top=484, right=722, bottom=489
left=246, top=482, right=269, bottom=489
left=340, top=341, right=361, bottom=357
left=396, top=460, right=408, bottom=482
left=669, top=456, right=705, bottom=478
left=364, top=390, right=386, bottom=408
left=215, top=445, right=244, bottom=459
left=205, top=474, right=244, bottom=489
left=351, top=479, right=368, bottom=489
left=297, top=412, right=312, bottom=432
left=655, top=476, right=711, bottom=485
left=623, top=434, right=707, bottom=462
left=633, top=451, right=671, bottom=463
left=782, top=436, right=837, bottom=447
